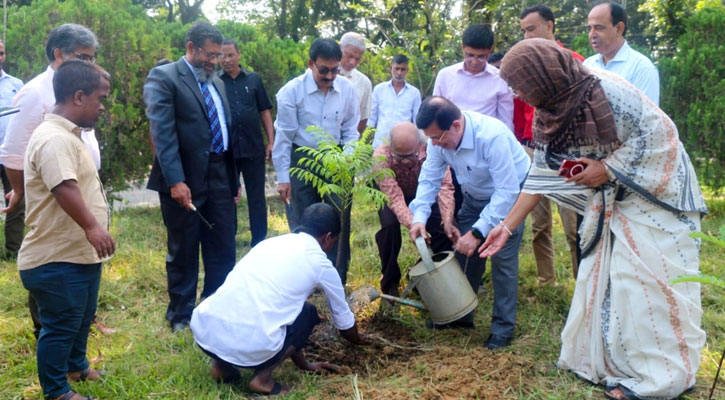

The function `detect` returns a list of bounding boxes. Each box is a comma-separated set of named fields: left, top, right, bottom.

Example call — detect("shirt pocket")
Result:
left=0, top=87, right=17, bottom=107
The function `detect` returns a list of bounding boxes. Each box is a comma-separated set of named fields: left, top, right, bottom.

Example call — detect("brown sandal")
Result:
left=68, top=367, right=105, bottom=382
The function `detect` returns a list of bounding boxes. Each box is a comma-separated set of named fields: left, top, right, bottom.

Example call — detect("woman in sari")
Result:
left=479, top=39, right=707, bottom=400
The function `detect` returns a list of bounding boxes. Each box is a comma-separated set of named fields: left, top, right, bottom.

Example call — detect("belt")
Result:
left=209, top=151, right=226, bottom=162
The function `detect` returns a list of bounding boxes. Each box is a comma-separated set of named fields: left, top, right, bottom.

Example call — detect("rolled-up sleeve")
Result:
left=472, top=135, right=521, bottom=236
left=272, top=88, right=297, bottom=183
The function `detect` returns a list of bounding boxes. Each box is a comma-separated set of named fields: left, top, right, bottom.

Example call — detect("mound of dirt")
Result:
left=307, top=311, right=532, bottom=399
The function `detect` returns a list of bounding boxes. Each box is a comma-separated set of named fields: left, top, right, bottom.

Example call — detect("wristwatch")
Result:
left=471, top=228, right=484, bottom=240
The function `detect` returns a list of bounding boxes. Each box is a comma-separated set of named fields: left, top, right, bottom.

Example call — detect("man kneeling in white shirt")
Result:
left=190, top=203, right=367, bottom=396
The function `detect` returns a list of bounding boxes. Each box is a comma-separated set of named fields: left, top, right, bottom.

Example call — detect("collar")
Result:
left=339, top=68, right=355, bottom=79
left=387, top=79, right=408, bottom=90
left=44, top=113, right=82, bottom=137
left=222, top=65, right=246, bottom=79
left=455, top=112, right=475, bottom=152
left=599, top=40, right=630, bottom=65
left=0, top=69, right=4, bottom=79
left=303, top=68, right=336, bottom=95
left=455, top=61, right=494, bottom=78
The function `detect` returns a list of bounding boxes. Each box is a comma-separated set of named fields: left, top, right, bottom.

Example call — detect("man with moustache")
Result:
left=273, top=38, right=359, bottom=282
left=367, top=54, right=422, bottom=149
left=144, top=22, right=239, bottom=332
left=219, top=38, right=274, bottom=247
left=584, top=1, right=659, bottom=105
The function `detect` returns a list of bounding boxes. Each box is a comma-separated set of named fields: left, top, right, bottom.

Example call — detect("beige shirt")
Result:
left=18, top=114, right=110, bottom=270
left=339, top=68, right=372, bottom=120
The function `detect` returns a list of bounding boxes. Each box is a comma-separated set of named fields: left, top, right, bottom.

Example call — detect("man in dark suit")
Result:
left=144, top=22, right=239, bottom=332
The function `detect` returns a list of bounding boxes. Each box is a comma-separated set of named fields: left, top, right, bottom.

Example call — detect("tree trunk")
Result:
left=336, top=203, right=352, bottom=286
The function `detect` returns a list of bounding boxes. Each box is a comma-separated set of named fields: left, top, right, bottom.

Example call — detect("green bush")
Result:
left=659, top=5, right=725, bottom=190
left=6, top=0, right=179, bottom=193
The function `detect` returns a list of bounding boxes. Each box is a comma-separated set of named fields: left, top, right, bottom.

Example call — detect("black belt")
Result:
left=209, top=151, right=226, bottom=162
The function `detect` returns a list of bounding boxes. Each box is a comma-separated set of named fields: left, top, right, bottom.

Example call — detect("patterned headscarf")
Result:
left=499, top=39, right=618, bottom=155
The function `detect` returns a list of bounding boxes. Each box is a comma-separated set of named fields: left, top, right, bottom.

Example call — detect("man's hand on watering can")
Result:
left=409, top=222, right=429, bottom=243
left=443, top=221, right=461, bottom=244
left=455, top=231, right=481, bottom=257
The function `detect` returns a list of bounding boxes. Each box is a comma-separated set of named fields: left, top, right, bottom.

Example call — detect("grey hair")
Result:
left=46, top=23, right=99, bottom=63
left=339, top=32, right=366, bottom=51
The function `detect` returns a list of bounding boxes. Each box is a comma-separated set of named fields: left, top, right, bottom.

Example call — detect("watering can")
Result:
left=406, top=237, right=478, bottom=324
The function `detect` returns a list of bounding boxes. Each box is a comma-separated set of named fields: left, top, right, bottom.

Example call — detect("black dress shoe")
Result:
left=484, top=334, right=512, bottom=349
left=171, top=320, right=189, bottom=333
left=425, top=320, right=475, bottom=330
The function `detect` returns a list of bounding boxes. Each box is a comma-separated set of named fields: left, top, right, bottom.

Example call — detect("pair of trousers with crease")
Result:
left=236, top=156, right=267, bottom=247
left=454, top=193, right=524, bottom=338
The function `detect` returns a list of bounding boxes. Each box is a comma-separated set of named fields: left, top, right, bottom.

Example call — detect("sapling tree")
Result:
left=291, top=126, right=394, bottom=285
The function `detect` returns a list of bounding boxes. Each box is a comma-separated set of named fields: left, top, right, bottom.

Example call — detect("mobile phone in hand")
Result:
left=558, top=159, right=586, bottom=178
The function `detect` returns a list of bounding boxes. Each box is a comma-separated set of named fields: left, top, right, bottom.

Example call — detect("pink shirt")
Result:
left=433, top=62, right=513, bottom=132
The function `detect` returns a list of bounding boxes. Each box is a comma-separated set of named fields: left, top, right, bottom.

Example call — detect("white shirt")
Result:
left=190, top=232, right=355, bottom=367
left=0, top=66, right=101, bottom=170
left=367, top=80, right=422, bottom=149
left=583, top=41, right=660, bottom=106
left=181, top=57, right=229, bottom=150
left=273, top=69, right=360, bottom=183
left=0, top=70, right=23, bottom=149
left=339, top=68, right=372, bottom=120
left=410, top=111, right=530, bottom=236
left=432, top=62, right=514, bottom=131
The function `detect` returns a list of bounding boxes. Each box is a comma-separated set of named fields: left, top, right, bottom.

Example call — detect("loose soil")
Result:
left=306, top=305, right=533, bottom=400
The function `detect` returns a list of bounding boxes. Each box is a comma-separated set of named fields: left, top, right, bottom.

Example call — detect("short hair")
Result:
left=416, top=97, right=462, bottom=131
left=309, top=38, right=342, bottom=62
left=185, top=22, right=223, bottom=48
left=520, top=5, right=556, bottom=33
left=461, top=24, right=494, bottom=50
left=392, top=54, right=409, bottom=65
left=222, top=38, right=238, bottom=50
left=45, top=24, right=98, bottom=63
left=297, top=203, right=341, bottom=238
left=53, top=60, right=110, bottom=103
left=488, top=52, right=504, bottom=65
left=339, top=32, right=366, bottom=51
left=606, top=1, right=628, bottom=36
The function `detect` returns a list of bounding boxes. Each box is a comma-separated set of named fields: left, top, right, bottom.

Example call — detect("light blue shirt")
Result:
left=583, top=41, right=660, bottom=106
left=273, top=69, right=360, bottom=183
left=410, top=111, right=530, bottom=236
left=0, top=70, right=23, bottom=149
left=367, top=80, right=421, bottom=149
left=182, top=57, right=229, bottom=150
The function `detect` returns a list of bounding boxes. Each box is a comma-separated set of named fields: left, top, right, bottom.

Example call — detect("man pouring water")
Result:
left=408, top=97, right=529, bottom=349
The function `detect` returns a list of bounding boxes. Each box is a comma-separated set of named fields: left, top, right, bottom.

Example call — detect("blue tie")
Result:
left=201, top=82, right=224, bottom=154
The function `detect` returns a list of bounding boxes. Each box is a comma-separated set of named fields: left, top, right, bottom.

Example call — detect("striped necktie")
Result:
left=200, top=81, right=224, bottom=154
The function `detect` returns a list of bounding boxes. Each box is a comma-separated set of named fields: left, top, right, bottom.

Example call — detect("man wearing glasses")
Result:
left=272, top=38, right=359, bottom=282
left=409, top=97, right=529, bottom=349
left=432, top=24, right=513, bottom=131
left=373, top=122, right=453, bottom=298
left=0, top=23, right=110, bottom=337
left=144, top=22, right=239, bottom=332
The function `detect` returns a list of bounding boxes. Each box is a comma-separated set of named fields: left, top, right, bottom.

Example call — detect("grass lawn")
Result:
left=1, top=195, right=723, bottom=399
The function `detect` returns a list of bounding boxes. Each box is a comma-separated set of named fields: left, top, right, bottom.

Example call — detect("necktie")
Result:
left=200, top=82, right=224, bottom=154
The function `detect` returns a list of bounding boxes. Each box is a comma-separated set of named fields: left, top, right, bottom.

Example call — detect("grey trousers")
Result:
left=454, top=192, right=524, bottom=338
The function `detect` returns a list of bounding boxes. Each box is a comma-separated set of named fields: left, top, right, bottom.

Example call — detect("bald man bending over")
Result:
left=373, top=122, right=454, bottom=297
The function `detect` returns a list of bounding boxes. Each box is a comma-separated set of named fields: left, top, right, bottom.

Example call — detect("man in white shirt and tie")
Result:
left=191, top=203, right=367, bottom=397
left=367, top=54, right=422, bottom=149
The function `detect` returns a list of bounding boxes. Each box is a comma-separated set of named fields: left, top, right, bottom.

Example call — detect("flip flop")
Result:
left=45, top=389, right=95, bottom=400
left=251, top=381, right=286, bottom=397
left=603, top=387, right=633, bottom=400
left=70, top=367, right=105, bottom=382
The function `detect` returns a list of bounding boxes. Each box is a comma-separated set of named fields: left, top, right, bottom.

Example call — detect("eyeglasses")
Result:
left=429, top=129, right=448, bottom=143
left=73, top=52, right=96, bottom=63
left=196, top=47, right=223, bottom=61
left=464, top=53, right=489, bottom=63
left=314, top=63, right=340, bottom=76
left=391, top=150, right=419, bottom=160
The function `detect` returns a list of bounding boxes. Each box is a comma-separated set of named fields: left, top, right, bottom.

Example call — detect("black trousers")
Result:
left=159, top=158, right=237, bottom=325
left=201, top=301, right=320, bottom=371
left=237, top=156, right=267, bottom=247
left=289, top=147, right=346, bottom=279
left=376, top=200, right=452, bottom=296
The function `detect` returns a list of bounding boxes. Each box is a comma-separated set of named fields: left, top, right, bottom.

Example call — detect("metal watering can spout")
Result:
left=347, top=285, right=426, bottom=311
